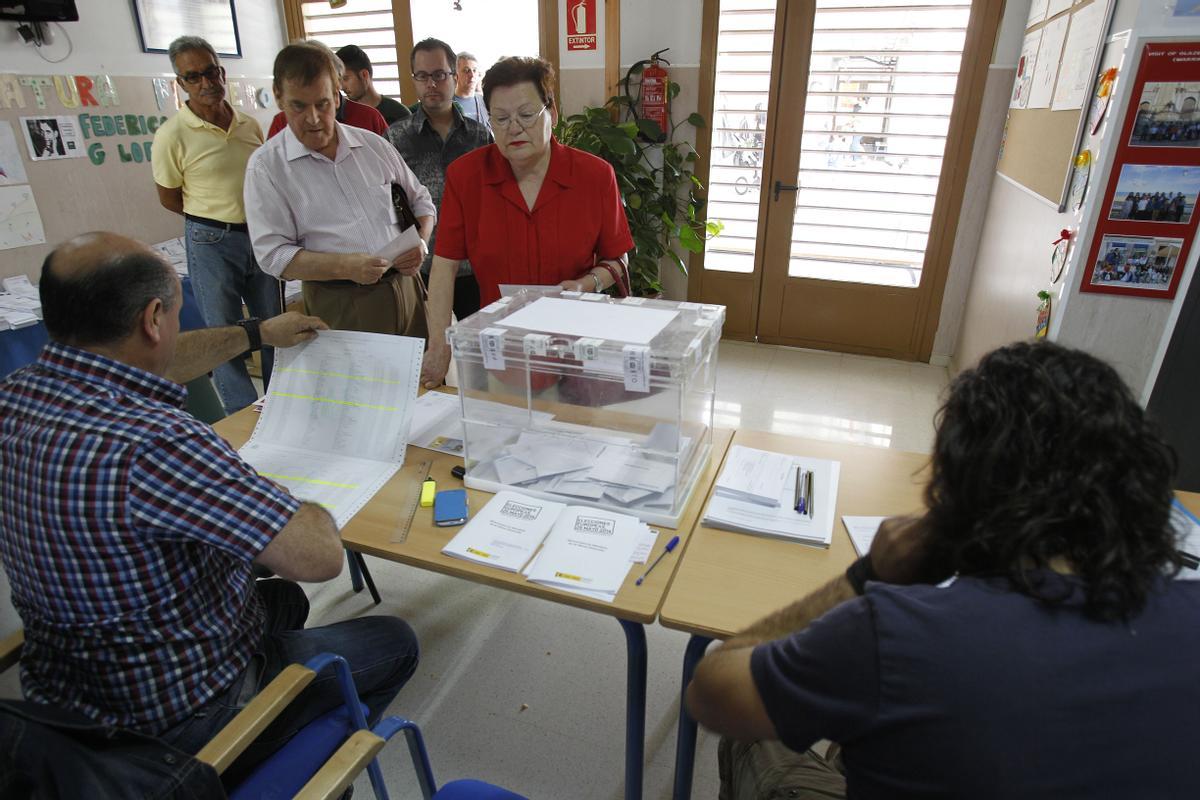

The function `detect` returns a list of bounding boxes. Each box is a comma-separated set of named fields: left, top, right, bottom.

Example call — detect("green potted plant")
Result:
left=555, top=87, right=722, bottom=296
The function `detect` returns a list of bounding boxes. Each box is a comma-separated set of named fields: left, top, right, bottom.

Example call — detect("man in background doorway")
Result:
left=153, top=35, right=278, bottom=414
left=454, top=51, right=490, bottom=130
left=337, top=44, right=412, bottom=126
left=389, top=38, right=492, bottom=321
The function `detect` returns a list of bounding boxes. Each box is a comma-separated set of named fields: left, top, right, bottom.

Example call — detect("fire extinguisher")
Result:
left=630, top=48, right=671, bottom=142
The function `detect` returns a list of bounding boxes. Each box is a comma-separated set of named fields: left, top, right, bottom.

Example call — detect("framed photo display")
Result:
left=132, top=0, right=242, bottom=58
left=1080, top=42, right=1200, bottom=299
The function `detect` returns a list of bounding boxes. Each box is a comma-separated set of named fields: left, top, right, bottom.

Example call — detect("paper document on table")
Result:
left=842, top=516, right=887, bottom=557
left=704, top=457, right=841, bottom=546
left=498, top=296, right=678, bottom=344
left=1171, top=501, right=1200, bottom=581
left=239, top=330, right=423, bottom=528
left=372, top=225, right=421, bottom=262
left=715, top=445, right=794, bottom=507
left=442, top=491, right=567, bottom=571
left=525, top=506, right=644, bottom=595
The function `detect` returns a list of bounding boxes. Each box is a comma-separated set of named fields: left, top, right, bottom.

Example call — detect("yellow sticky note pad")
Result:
left=420, top=478, right=436, bottom=507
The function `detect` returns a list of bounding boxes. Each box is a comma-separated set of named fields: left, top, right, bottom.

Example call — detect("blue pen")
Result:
left=794, top=467, right=807, bottom=514
left=635, top=535, right=681, bottom=586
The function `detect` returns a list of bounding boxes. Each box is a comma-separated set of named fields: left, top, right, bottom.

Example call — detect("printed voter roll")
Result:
left=239, top=330, right=423, bottom=528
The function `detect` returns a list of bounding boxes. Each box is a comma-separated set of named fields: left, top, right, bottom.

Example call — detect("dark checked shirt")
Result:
left=0, top=342, right=300, bottom=734
left=387, top=104, right=493, bottom=277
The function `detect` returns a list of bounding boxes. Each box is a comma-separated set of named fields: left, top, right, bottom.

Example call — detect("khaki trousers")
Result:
left=718, top=739, right=846, bottom=800
left=301, top=272, right=427, bottom=338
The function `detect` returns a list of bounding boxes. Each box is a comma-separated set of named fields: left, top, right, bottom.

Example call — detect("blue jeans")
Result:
left=185, top=220, right=282, bottom=414
left=160, top=579, right=419, bottom=785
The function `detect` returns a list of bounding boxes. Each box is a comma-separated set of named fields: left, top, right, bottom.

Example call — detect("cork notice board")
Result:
left=996, top=0, right=1114, bottom=206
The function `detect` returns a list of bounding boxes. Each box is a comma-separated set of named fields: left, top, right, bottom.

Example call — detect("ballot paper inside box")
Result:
left=447, top=291, right=726, bottom=528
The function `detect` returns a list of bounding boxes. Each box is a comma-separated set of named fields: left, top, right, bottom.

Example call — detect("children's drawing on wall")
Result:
left=0, top=185, right=46, bottom=251
left=0, top=122, right=28, bottom=186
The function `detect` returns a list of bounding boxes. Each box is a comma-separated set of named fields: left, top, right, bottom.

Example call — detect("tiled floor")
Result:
left=0, top=341, right=948, bottom=799
left=325, top=341, right=949, bottom=798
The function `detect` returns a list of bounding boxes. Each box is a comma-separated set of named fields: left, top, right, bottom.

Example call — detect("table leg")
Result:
left=347, top=548, right=364, bottom=593
left=619, top=619, right=647, bottom=800
left=353, top=551, right=383, bottom=605
left=672, top=634, right=713, bottom=800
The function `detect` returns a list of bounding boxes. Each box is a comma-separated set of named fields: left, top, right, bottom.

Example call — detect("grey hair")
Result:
left=458, top=51, right=478, bottom=62
left=168, top=36, right=219, bottom=71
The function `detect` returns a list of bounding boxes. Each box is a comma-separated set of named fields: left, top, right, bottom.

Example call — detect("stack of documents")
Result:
left=714, top=445, right=793, bottom=506
left=152, top=237, right=188, bottom=277
left=0, top=275, right=41, bottom=329
left=442, top=491, right=659, bottom=602
left=704, top=447, right=841, bottom=547
left=238, top=330, right=423, bottom=528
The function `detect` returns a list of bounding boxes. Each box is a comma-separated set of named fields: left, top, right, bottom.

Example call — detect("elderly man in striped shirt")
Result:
left=0, top=232, right=419, bottom=779
left=246, top=43, right=435, bottom=337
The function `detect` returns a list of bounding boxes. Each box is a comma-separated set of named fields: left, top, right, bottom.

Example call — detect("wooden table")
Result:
left=658, top=430, right=931, bottom=800
left=215, top=407, right=733, bottom=800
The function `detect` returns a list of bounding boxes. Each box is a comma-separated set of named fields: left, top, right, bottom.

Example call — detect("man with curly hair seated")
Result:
left=687, top=340, right=1198, bottom=799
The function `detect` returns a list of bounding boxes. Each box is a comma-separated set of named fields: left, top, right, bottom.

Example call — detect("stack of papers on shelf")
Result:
left=704, top=450, right=841, bottom=547
left=442, top=491, right=659, bottom=601
left=714, top=445, right=793, bottom=506
left=238, top=330, right=423, bottom=529
left=1, top=276, right=42, bottom=328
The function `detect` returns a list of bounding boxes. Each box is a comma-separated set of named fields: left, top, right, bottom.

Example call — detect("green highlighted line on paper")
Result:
left=259, top=472, right=359, bottom=489
left=271, top=392, right=401, bottom=412
left=276, top=367, right=407, bottom=385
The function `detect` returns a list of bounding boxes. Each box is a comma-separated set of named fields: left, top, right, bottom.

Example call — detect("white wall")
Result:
left=0, top=0, right=285, bottom=77
left=621, top=0, right=703, bottom=67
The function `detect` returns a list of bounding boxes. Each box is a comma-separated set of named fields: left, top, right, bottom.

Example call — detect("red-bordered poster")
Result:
left=1080, top=42, right=1200, bottom=299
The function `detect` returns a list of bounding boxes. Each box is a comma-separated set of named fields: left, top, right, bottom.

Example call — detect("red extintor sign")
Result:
left=566, top=0, right=598, bottom=51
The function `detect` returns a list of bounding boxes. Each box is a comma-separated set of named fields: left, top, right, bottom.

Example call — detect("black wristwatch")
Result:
left=845, top=554, right=878, bottom=596
left=236, top=317, right=262, bottom=353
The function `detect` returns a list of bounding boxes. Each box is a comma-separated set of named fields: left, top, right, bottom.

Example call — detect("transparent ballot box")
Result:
left=448, top=291, right=725, bottom=527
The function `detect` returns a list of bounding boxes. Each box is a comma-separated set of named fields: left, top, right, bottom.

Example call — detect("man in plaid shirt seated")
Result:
left=0, top=231, right=419, bottom=780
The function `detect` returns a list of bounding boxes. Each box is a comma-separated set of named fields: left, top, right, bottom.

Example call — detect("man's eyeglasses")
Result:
left=490, top=104, right=549, bottom=133
left=412, top=70, right=454, bottom=84
left=177, top=65, right=222, bottom=86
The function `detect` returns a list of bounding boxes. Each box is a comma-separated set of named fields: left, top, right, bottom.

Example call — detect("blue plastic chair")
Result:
left=372, top=716, right=528, bottom=800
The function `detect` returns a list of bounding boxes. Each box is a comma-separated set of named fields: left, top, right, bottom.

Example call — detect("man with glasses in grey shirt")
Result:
left=388, top=38, right=492, bottom=321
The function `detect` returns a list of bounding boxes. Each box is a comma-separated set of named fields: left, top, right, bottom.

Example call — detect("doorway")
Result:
left=690, top=0, right=1003, bottom=360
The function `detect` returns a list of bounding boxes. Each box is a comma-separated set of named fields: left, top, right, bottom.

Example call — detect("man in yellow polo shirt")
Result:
left=153, top=35, right=278, bottom=414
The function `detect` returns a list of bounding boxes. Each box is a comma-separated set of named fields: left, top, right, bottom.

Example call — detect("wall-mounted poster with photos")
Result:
left=1081, top=42, right=1200, bottom=299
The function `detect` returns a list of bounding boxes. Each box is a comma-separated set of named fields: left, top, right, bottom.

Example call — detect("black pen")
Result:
left=806, top=469, right=815, bottom=519
left=1179, top=550, right=1200, bottom=570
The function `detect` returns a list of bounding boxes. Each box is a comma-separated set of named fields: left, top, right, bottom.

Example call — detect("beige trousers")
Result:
left=301, top=272, right=427, bottom=339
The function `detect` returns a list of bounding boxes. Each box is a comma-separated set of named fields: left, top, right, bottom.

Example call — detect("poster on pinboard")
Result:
left=0, top=122, right=28, bottom=185
left=1080, top=42, right=1200, bottom=299
left=0, top=185, right=47, bottom=251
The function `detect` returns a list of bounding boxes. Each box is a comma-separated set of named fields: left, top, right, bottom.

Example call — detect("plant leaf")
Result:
left=687, top=113, right=706, bottom=128
left=668, top=81, right=681, bottom=100
left=636, top=118, right=663, bottom=140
